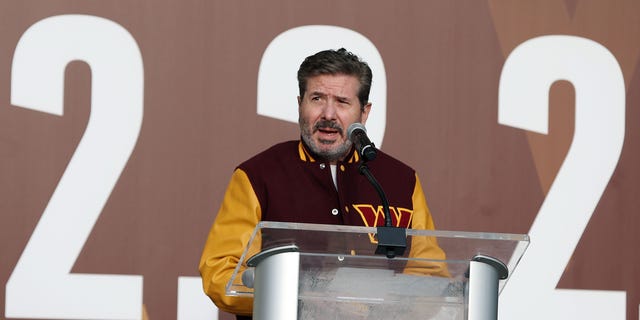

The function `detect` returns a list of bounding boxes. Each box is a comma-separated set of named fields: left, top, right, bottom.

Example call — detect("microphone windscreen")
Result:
left=347, top=122, right=366, bottom=142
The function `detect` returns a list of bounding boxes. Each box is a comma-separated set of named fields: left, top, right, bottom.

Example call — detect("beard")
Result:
left=300, top=118, right=353, bottom=163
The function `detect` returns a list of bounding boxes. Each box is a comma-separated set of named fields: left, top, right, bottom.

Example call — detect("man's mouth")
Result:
left=314, top=120, right=343, bottom=138
left=315, top=126, right=344, bottom=145
left=317, top=127, right=340, bottom=135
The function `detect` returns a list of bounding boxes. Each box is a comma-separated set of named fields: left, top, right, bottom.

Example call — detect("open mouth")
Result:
left=315, top=126, right=343, bottom=142
left=312, top=120, right=343, bottom=143
left=317, top=127, right=340, bottom=135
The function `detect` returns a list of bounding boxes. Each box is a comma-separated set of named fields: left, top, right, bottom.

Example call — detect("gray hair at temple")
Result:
left=297, top=48, right=373, bottom=110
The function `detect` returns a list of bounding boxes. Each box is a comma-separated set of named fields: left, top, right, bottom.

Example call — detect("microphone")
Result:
left=347, top=123, right=377, bottom=162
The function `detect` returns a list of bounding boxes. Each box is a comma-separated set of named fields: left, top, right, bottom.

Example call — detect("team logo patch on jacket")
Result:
left=352, top=204, right=413, bottom=243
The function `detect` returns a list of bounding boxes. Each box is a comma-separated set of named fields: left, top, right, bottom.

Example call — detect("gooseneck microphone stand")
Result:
left=358, top=160, right=407, bottom=258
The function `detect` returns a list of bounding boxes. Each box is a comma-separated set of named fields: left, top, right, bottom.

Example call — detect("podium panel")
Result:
left=228, top=222, right=528, bottom=320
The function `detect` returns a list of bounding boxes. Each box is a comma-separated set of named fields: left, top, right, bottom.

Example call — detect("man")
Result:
left=199, top=48, right=446, bottom=319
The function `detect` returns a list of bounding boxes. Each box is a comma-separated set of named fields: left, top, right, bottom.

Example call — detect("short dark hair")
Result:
left=297, top=48, right=372, bottom=108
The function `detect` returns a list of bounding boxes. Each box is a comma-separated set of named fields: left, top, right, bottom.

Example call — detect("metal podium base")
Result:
left=246, top=245, right=300, bottom=320
left=467, top=254, right=509, bottom=320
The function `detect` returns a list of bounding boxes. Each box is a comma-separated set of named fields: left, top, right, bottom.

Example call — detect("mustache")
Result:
left=313, top=120, right=344, bottom=134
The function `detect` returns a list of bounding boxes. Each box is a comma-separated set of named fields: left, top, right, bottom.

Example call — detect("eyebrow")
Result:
left=309, top=91, right=352, bottom=102
left=309, top=91, right=326, bottom=97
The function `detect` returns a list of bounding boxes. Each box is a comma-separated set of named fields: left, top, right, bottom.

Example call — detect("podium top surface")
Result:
left=227, top=221, right=529, bottom=297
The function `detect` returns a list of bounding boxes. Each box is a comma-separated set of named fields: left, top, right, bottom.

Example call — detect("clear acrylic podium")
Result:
left=227, top=221, right=529, bottom=320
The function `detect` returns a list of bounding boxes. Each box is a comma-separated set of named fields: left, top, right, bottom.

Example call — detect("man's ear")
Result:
left=297, top=96, right=302, bottom=107
left=361, top=102, right=372, bottom=124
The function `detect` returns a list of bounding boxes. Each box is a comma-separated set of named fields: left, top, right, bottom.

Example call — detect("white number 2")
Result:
left=5, top=15, right=144, bottom=319
left=257, top=25, right=387, bottom=147
left=498, top=35, right=626, bottom=319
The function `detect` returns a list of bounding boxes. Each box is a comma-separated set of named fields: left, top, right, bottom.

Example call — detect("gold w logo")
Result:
left=352, top=204, right=413, bottom=228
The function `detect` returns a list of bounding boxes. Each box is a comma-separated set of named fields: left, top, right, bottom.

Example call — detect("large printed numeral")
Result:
left=257, top=25, right=387, bottom=146
left=5, top=15, right=144, bottom=319
left=498, top=35, right=626, bottom=319
left=177, top=277, right=218, bottom=320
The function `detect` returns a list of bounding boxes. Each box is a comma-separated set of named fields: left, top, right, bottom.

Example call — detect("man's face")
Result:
left=298, top=74, right=371, bottom=163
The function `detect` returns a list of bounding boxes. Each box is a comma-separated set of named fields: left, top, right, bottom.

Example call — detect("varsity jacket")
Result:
left=199, top=140, right=447, bottom=317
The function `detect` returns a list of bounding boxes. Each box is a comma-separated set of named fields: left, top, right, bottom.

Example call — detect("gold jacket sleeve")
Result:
left=405, top=173, right=450, bottom=277
left=199, top=169, right=259, bottom=316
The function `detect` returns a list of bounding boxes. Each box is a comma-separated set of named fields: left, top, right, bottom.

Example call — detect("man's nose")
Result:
left=321, top=100, right=337, bottom=119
